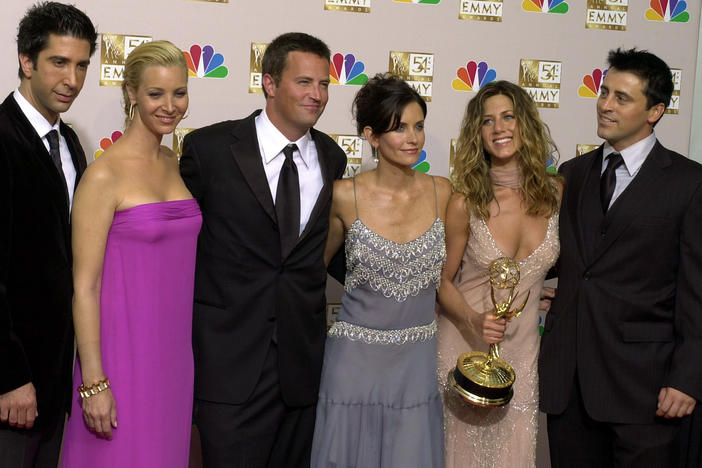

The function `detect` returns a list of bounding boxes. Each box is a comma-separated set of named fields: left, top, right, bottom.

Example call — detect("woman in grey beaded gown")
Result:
left=436, top=81, right=562, bottom=468
left=310, top=74, right=451, bottom=468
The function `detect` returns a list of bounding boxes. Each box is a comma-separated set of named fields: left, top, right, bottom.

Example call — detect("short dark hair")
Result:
left=353, top=73, right=427, bottom=136
left=260, top=32, right=330, bottom=98
left=17, top=1, right=98, bottom=79
left=607, top=48, right=673, bottom=111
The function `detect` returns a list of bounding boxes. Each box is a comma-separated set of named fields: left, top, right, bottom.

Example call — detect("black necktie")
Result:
left=275, top=144, right=300, bottom=258
left=600, top=152, right=624, bottom=212
left=46, top=130, right=69, bottom=201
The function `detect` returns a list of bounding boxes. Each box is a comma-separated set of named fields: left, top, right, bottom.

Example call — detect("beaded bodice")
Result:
left=466, top=213, right=559, bottom=286
left=344, top=218, right=446, bottom=303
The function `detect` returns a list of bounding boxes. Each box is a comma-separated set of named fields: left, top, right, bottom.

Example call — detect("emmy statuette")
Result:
left=448, top=257, right=529, bottom=407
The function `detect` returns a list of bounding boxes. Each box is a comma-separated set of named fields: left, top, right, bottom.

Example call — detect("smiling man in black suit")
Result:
left=539, top=48, right=702, bottom=467
left=0, top=2, right=97, bottom=467
left=180, top=32, right=346, bottom=467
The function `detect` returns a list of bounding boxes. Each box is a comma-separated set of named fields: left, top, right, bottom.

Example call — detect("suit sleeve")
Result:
left=325, top=145, right=347, bottom=284
left=0, top=143, right=32, bottom=395
left=546, top=159, right=575, bottom=280
left=334, top=146, right=347, bottom=180
left=180, top=132, right=205, bottom=203
left=667, top=180, right=702, bottom=401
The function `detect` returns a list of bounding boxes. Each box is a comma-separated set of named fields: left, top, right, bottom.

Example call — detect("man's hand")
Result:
left=539, top=287, right=556, bottom=313
left=656, top=387, right=696, bottom=418
left=0, top=383, right=38, bottom=429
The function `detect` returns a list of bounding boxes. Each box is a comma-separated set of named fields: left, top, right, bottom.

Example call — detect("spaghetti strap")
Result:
left=352, top=177, right=359, bottom=220
left=432, top=176, right=439, bottom=218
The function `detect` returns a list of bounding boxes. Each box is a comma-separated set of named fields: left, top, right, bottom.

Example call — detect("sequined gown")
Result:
left=437, top=204, right=558, bottom=468
left=311, top=179, right=446, bottom=468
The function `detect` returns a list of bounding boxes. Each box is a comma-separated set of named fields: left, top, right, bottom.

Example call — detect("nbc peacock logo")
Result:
left=394, top=0, right=440, bottom=3
left=452, top=61, right=497, bottom=92
left=330, top=54, right=369, bottom=86
left=183, top=45, right=228, bottom=78
left=94, top=131, right=122, bottom=159
left=522, top=0, right=568, bottom=14
left=578, top=68, right=607, bottom=98
left=412, top=150, right=431, bottom=173
left=646, top=0, right=690, bottom=22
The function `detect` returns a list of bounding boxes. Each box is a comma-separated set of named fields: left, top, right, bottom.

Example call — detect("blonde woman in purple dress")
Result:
left=62, top=41, right=201, bottom=467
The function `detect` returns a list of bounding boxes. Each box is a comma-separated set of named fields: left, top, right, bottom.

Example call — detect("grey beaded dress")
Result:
left=311, top=178, right=446, bottom=468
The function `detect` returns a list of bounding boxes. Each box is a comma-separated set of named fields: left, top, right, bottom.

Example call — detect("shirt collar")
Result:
left=13, top=88, right=61, bottom=139
left=602, top=132, right=657, bottom=177
left=256, top=108, right=312, bottom=168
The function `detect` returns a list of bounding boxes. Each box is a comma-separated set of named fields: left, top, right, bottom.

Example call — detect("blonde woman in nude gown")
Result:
left=437, top=81, right=561, bottom=468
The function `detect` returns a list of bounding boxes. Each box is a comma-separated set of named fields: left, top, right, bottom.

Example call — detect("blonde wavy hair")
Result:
left=451, top=80, right=560, bottom=220
left=121, top=40, right=188, bottom=128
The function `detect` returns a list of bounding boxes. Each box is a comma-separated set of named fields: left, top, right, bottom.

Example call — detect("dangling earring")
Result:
left=372, top=147, right=379, bottom=164
left=128, top=103, right=136, bottom=122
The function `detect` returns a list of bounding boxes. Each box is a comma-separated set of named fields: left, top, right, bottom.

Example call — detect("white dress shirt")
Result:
left=13, top=89, right=77, bottom=212
left=601, top=132, right=657, bottom=209
left=255, top=109, right=323, bottom=235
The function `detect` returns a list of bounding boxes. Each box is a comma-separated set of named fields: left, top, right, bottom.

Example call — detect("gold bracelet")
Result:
left=77, top=377, right=111, bottom=399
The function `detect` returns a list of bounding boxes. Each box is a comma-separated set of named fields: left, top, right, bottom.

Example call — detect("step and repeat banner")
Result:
left=2, top=1, right=698, bottom=176
left=1, top=1, right=699, bottom=466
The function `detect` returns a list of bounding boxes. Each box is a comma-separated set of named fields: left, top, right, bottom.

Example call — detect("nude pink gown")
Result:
left=437, top=181, right=559, bottom=468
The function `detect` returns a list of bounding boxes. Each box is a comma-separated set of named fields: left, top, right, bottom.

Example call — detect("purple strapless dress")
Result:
left=62, top=199, right=201, bottom=468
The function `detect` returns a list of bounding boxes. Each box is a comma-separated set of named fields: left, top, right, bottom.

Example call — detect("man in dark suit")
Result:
left=539, top=48, right=702, bottom=467
left=180, top=32, right=346, bottom=467
left=0, top=3, right=97, bottom=467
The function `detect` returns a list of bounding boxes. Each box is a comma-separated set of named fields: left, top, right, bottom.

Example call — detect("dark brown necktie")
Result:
left=600, top=152, right=624, bottom=213
left=46, top=130, right=69, bottom=202
left=275, top=144, right=300, bottom=258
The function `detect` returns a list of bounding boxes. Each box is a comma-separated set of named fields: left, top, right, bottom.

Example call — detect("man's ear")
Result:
left=18, top=54, right=34, bottom=80
left=647, top=102, right=665, bottom=126
left=262, top=73, right=277, bottom=99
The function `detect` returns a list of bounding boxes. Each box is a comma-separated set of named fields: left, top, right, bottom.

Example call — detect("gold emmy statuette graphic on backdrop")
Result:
left=448, top=257, right=529, bottom=407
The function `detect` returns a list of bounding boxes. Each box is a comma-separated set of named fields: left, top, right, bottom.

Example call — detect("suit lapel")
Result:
left=296, top=128, right=334, bottom=246
left=61, top=121, right=87, bottom=186
left=587, top=142, right=669, bottom=266
left=568, top=148, right=603, bottom=265
left=230, top=112, right=277, bottom=224
left=5, top=95, right=71, bottom=224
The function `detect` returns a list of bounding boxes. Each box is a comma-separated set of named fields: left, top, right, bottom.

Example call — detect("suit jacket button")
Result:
left=583, top=272, right=591, bottom=280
